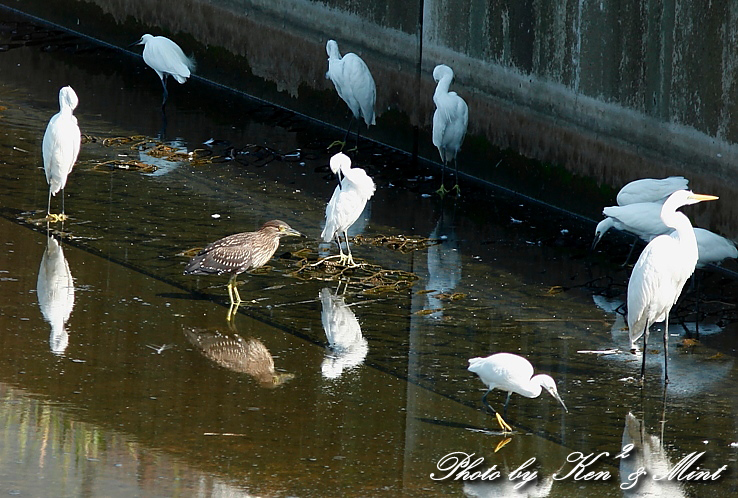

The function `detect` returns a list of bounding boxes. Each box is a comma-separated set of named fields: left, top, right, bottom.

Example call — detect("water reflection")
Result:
left=36, top=235, right=75, bottom=355
left=319, top=286, right=368, bottom=379
left=620, top=412, right=686, bottom=497
left=592, top=294, right=734, bottom=394
left=424, top=209, right=461, bottom=318
left=463, top=470, right=555, bottom=497
left=184, top=326, right=293, bottom=387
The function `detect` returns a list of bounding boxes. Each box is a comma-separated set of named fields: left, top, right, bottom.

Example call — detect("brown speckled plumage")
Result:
left=183, top=219, right=302, bottom=306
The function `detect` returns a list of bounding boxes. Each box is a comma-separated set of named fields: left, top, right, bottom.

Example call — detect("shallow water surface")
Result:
left=0, top=12, right=737, bottom=498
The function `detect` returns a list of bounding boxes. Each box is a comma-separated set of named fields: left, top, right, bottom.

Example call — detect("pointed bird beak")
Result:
left=284, top=227, right=303, bottom=238
left=689, top=193, right=719, bottom=202
left=128, top=38, right=144, bottom=48
left=551, top=391, right=568, bottom=413
left=591, top=233, right=601, bottom=251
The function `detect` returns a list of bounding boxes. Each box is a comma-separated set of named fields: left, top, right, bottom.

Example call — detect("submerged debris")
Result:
left=291, top=256, right=418, bottom=295
left=352, top=234, right=441, bottom=254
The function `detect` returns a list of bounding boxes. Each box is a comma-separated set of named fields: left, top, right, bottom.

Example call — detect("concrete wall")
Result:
left=4, top=0, right=738, bottom=234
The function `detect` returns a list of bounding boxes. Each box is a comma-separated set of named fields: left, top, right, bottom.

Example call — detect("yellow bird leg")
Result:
left=226, top=302, right=240, bottom=322
left=327, top=140, right=346, bottom=151
left=494, top=437, right=512, bottom=453
left=227, top=274, right=242, bottom=305
left=495, top=412, right=513, bottom=433
left=436, top=184, right=448, bottom=198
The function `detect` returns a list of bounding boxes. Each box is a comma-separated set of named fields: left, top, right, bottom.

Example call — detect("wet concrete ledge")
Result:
left=2, top=0, right=738, bottom=237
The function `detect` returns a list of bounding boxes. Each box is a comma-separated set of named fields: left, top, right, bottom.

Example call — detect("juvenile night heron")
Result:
left=184, top=220, right=302, bottom=312
left=468, top=353, right=568, bottom=433
left=321, top=152, right=375, bottom=266
left=43, top=86, right=81, bottom=222
left=432, top=64, right=468, bottom=196
left=325, top=39, right=376, bottom=150
left=131, top=34, right=195, bottom=107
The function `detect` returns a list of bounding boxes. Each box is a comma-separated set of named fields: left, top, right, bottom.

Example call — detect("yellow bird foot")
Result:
left=495, top=412, right=513, bottom=433
left=46, top=213, right=68, bottom=223
left=436, top=184, right=448, bottom=198
left=452, top=183, right=461, bottom=196
left=327, top=140, right=346, bottom=151
left=494, top=437, right=512, bottom=453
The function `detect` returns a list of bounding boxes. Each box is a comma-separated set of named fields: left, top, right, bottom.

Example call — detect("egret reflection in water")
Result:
left=184, top=327, right=293, bottom=387
left=320, top=287, right=368, bottom=379
left=619, top=412, right=686, bottom=497
left=37, top=235, right=75, bottom=355
left=424, top=211, right=461, bottom=319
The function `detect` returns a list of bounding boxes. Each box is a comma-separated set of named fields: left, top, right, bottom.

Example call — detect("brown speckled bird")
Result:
left=183, top=219, right=302, bottom=306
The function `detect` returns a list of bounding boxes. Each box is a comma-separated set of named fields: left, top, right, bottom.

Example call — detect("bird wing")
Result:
left=603, top=203, right=668, bottom=241
left=42, top=113, right=81, bottom=194
left=144, top=37, right=193, bottom=83
left=184, top=232, right=262, bottom=275
left=340, top=53, right=376, bottom=125
left=617, top=177, right=689, bottom=206
left=432, top=93, right=468, bottom=161
left=627, top=235, right=693, bottom=343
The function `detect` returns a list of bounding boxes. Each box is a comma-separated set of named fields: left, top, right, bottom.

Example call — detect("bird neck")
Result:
left=434, top=75, right=452, bottom=99
left=517, top=375, right=546, bottom=398
left=662, top=206, right=697, bottom=248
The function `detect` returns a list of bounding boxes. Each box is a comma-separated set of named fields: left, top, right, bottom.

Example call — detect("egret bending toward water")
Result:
left=321, top=153, right=375, bottom=266
left=627, top=190, right=718, bottom=383
left=132, top=34, right=195, bottom=107
left=325, top=39, right=376, bottom=150
left=432, top=64, right=468, bottom=197
left=42, top=86, right=81, bottom=223
left=184, top=220, right=302, bottom=319
left=468, top=353, right=567, bottom=433
left=616, top=176, right=689, bottom=206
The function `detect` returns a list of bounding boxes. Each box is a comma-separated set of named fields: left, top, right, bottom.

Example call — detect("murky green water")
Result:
left=0, top=11, right=736, bottom=498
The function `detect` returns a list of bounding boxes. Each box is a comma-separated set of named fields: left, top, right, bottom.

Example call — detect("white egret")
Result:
left=132, top=34, right=195, bottom=107
left=432, top=64, right=468, bottom=196
left=42, top=86, right=80, bottom=223
left=627, top=190, right=718, bottom=382
left=693, top=228, right=737, bottom=268
left=321, top=152, right=375, bottom=266
left=592, top=201, right=669, bottom=249
left=616, top=176, right=689, bottom=206
left=325, top=39, right=376, bottom=150
left=467, top=353, right=567, bottom=433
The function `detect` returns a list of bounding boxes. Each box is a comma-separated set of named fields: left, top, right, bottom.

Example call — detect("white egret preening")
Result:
left=132, top=34, right=195, bottom=107
left=626, top=190, right=718, bottom=382
left=432, top=64, right=468, bottom=196
left=616, top=176, right=689, bottom=206
left=37, top=236, right=75, bottom=355
left=321, top=152, right=375, bottom=266
left=42, top=86, right=80, bottom=223
left=467, top=353, right=567, bottom=433
left=325, top=39, right=376, bottom=150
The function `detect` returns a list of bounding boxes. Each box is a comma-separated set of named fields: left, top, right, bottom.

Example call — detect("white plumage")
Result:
left=467, top=352, right=567, bottom=432
left=592, top=202, right=671, bottom=248
left=42, top=86, right=80, bottom=222
left=133, top=34, right=195, bottom=106
left=320, top=288, right=368, bottom=379
left=37, top=236, right=75, bottom=355
left=626, top=190, right=718, bottom=382
left=321, top=152, right=375, bottom=266
left=616, top=176, right=689, bottom=206
left=432, top=64, right=468, bottom=195
left=326, top=39, right=376, bottom=127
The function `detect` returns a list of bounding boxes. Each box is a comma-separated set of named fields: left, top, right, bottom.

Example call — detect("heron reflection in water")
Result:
left=184, top=326, right=293, bottom=387
left=37, top=235, right=75, bottom=355
left=320, top=286, right=368, bottom=379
